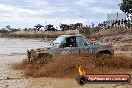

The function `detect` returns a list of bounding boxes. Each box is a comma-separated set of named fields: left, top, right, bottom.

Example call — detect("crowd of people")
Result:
left=97, top=19, right=131, bottom=29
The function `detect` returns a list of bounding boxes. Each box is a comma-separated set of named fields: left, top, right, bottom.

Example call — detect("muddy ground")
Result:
left=0, top=51, right=132, bottom=88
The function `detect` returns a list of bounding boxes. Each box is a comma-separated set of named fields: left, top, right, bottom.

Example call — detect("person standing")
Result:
left=92, top=23, right=94, bottom=29
left=121, top=19, right=124, bottom=28
left=118, top=20, right=120, bottom=28
left=124, top=19, right=128, bottom=28
left=111, top=20, right=115, bottom=28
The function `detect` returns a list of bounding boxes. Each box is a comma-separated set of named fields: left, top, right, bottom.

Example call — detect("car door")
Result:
left=76, top=36, right=91, bottom=53
left=76, top=36, right=98, bottom=53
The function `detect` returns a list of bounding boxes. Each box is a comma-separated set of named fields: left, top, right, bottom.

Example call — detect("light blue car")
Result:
left=50, top=34, right=114, bottom=56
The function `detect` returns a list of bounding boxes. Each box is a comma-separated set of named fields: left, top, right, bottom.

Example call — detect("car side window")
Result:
left=76, top=36, right=87, bottom=47
left=61, top=36, right=77, bottom=47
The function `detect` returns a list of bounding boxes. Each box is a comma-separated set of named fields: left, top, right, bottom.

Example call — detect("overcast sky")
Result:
left=0, top=0, right=122, bottom=29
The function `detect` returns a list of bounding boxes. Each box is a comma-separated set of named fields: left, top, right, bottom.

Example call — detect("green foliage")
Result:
left=120, top=0, right=132, bottom=15
left=5, top=25, right=11, bottom=30
left=9, top=28, right=20, bottom=32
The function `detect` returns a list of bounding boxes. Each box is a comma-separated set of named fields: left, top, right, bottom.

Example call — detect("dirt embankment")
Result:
left=89, top=28, right=132, bottom=42
left=1, top=30, right=79, bottom=38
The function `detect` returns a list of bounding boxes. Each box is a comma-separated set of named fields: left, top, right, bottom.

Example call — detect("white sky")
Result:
left=0, top=0, right=123, bottom=29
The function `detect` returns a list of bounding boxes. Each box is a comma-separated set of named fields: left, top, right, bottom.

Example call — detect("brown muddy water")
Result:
left=0, top=38, right=132, bottom=88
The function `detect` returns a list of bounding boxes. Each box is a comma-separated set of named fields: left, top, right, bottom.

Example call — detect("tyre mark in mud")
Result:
left=0, top=77, right=29, bottom=81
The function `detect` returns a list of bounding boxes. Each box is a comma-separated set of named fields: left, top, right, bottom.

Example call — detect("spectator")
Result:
left=124, top=19, right=128, bottom=28
left=111, top=20, right=115, bottom=28
left=92, top=23, right=94, bottom=28
left=115, top=20, right=118, bottom=27
left=121, top=19, right=124, bottom=28
left=117, top=20, right=120, bottom=28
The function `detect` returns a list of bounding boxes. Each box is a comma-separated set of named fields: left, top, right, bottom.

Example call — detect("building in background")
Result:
left=107, top=13, right=126, bottom=21
left=107, top=13, right=126, bottom=28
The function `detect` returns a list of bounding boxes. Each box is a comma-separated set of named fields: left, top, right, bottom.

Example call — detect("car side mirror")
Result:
left=50, top=43, right=53, bottom=46
left=59, top=44, right=64, bottom=48
left=84, top=43, right=88, bottom=46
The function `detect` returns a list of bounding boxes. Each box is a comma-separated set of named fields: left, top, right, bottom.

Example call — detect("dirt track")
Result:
left=1, top=62, right=132, bottom=88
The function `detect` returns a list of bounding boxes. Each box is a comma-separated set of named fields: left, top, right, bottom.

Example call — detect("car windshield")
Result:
left=53, top=36, right=64, bottom=44
left=52, top=36, right=64, bottom=47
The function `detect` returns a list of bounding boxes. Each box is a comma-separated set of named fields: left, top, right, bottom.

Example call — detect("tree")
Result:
left=5, top=25, right=11, bottom=30
left=120, top=0, right=132, bottom=16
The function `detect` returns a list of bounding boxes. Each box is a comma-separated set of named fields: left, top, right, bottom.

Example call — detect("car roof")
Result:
left=60, top=34, right=83, bottom=38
